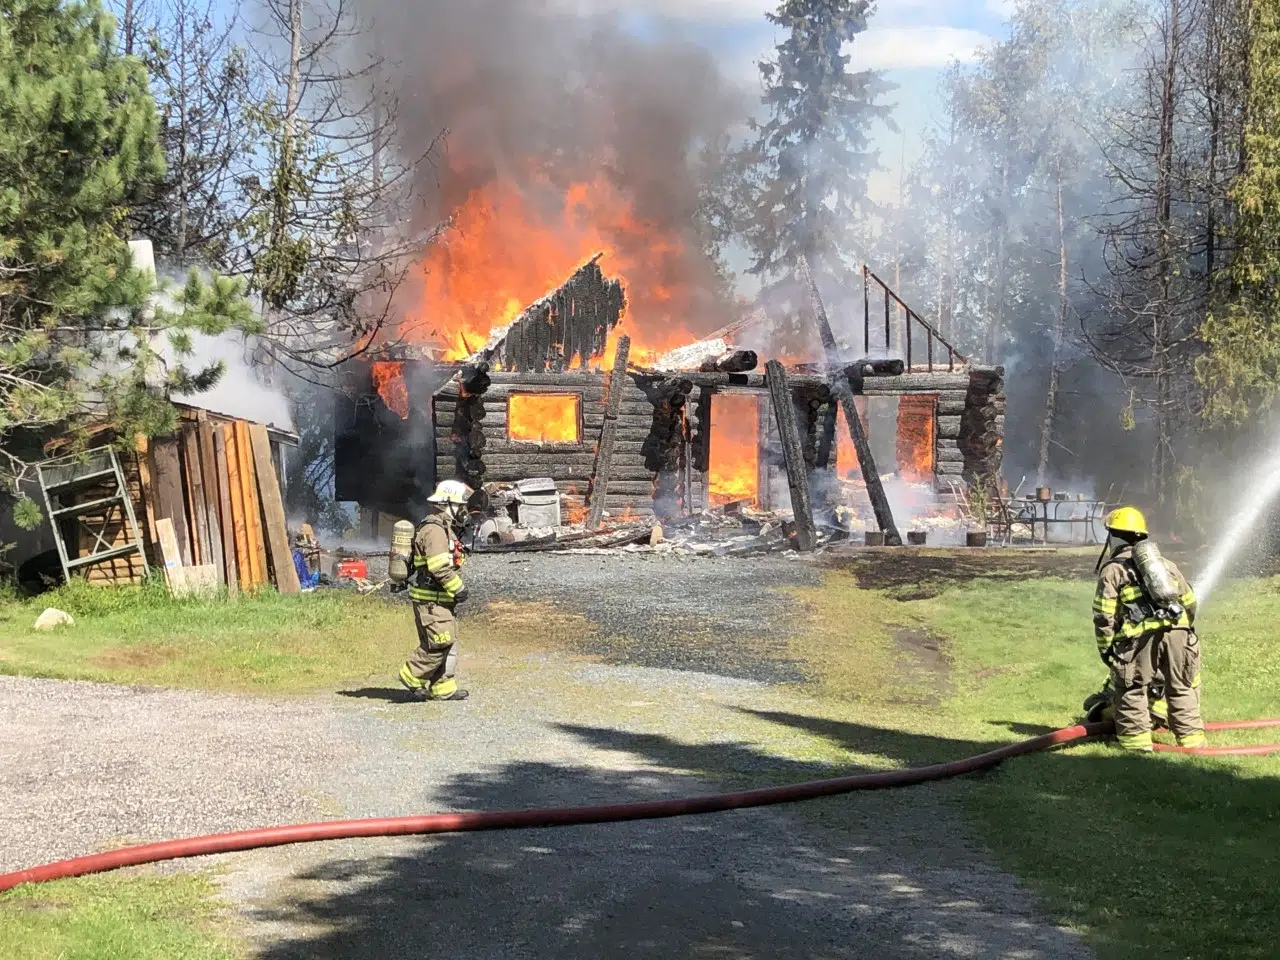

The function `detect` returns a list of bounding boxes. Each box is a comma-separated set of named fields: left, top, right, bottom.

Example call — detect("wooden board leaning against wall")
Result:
left=127, top=407, right=300, bottom=595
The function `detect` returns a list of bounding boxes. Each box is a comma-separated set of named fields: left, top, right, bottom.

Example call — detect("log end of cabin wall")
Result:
left=430, top=365, right=1005, bottom=518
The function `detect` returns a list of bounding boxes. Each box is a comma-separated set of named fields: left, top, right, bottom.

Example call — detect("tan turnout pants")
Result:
left=403, top=601, right=458, bottom=693
left=1112, top=627, right=1203, bottom=748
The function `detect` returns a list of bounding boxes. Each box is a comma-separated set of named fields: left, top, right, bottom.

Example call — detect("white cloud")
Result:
left=850, top=26, right=994, bottom=70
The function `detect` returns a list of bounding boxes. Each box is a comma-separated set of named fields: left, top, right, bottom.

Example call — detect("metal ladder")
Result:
left=36, top=446, right=149, bottom=583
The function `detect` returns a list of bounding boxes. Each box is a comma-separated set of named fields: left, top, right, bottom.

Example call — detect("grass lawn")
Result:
left=0, top=873, right=237, bottom=960
left=776, top=562, right=1280, bottom=960
left=0, top=580, right=415, bottom=693
left=3, top=557, right=1279, bottom=959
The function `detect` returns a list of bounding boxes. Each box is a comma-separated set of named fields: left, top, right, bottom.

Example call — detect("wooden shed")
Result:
left=35, top=404, right=298, bottom=588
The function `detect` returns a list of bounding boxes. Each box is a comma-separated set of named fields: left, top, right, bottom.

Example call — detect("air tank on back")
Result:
left=388, top=520, right=415, bottom=584
left=1132, top=540, right=1181, bottom=607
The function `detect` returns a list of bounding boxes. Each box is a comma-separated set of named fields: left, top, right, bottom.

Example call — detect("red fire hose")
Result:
left=3, top=718, right=1279, bottom=894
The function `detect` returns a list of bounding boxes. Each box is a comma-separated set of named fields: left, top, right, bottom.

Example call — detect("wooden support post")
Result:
left=211, top=424, right=238, bottom=595
left=148, top=436, right=192, bottom=564
left=223, top=424, right=251, bottom=587
left=134, top=435, right=158, bottom=550
left=756, top=394, right=773, bottom=511
left=249, top=423, right=301, bottom=594
left=234, top=420, right=268, bottom=586
left=764, top=360, right=816, bottom=552
left=180, top=425, right=209, bottom=566
left=587, top=335, right=630, bottom=530
left=196, top=422, right=225, bottom=587
left=800, top=259, right=903, bottom=546
left=815, top=400, right=838, bottom=471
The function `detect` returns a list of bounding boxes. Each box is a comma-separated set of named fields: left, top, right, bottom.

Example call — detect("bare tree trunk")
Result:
left=1152, top=0, right=1182, bottom=507
left=987, top=164, right=1009, bottom=365
left=123, top=0, right=136, bottom=55
left=270, top=0, right=303, bottom=258
left=939, top=113, right=957, bottom=342
left=1037, top=167, right=1069, bottom=486
left=893, top=132, right=906, bottom=358
left=284, top=0, right=302, bottom=140
left=175, top=0, right=189, bottom=263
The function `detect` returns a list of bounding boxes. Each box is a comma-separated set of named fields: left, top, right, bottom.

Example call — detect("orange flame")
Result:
left=708, top=394, right=759, bottom=505
left=372, top=362, right=409, bottom=419
left=562, top=483, right=588, bottom=525
left=836, top=398, right=868, bottom=479
left=507, top=393, right=581, bottom=443
left=896, top=395, right=936, bottom=483
left=399, top=173, right=712, bottom=367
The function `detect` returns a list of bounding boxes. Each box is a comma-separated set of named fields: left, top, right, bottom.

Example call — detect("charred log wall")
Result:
left=434, top=372, right=659, bottom=515
left=640, top=377, right=692, bottom=520
left=687, top=389, right=711, bottom=513
left=857, top=366, right=1005, bottom=492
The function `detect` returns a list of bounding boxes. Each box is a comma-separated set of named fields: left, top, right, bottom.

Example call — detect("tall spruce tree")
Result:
left=743, top=0, right=893, bottom=337
left=0, top=0, right=254, bottom=522
left=1197, top=0, right=1280, bottom=425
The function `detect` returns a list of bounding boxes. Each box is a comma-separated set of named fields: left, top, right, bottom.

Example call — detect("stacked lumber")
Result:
left=140, top=415, right=301, bottom=596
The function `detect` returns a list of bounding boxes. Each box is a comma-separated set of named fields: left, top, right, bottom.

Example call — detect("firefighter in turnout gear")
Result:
left=397, top=480, right=472, bottom=702
left=1092, top=506, right=1205, bottom=751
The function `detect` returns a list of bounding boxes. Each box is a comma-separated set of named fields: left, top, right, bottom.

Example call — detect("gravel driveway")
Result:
left=0, top=555, right=1092, bottom=959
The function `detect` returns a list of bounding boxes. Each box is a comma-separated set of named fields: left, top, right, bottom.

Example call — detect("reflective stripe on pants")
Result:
left=401, top=601, right=458, bottom=692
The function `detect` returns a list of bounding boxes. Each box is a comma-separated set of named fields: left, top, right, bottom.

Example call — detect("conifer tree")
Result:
left=743, top=0, right=893, bottom=327
left=0, top=0, right=254, bottom=522
left=1197, top=0, right=1280, bottom=424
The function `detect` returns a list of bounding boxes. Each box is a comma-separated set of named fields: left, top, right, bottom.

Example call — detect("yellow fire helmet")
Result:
left=1105, top=505, right=1148, bottom=537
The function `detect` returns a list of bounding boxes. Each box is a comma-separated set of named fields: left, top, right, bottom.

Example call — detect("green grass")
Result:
left=775, top=567, right=1280, bottom=960
left=0, top=580, right=410, bottom=692
left=6, top=562, right=1280, bottom=958
left=0, top=873, right=238, bottom=959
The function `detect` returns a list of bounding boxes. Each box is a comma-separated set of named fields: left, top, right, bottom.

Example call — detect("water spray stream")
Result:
left=1194, top=438, right=1280, bottom=603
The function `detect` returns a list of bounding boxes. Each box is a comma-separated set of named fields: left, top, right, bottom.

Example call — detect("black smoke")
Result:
left=355, top=0, right=747, bottom=337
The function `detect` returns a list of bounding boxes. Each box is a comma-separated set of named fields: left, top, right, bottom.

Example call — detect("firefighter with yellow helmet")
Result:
left=1089, top=505, right=1205, bottom=750
left=392, top=479, right=473, bottom=702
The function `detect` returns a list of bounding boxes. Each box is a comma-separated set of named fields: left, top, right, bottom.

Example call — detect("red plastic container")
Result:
left=336, top=559, right=367, bottom=580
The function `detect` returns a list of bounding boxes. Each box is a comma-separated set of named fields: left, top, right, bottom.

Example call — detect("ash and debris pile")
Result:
left=465, top=477, right=848, bottom=558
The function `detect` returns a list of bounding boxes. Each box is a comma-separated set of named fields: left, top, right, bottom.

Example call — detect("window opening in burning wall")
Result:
left=507, top=393, right=582, bottom=444
left=836, top=395, right=936, bottom=482
left=708, top=393, right=759, bottom=505
left=896, top=394, right=936, bottom=483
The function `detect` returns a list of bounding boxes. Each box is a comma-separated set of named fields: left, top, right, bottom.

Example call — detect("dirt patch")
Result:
left=891, top=626, right=952, bottom=705
left=821, top=549, right=1101, bottom=600
left=89, top=644, right=182, bottom=670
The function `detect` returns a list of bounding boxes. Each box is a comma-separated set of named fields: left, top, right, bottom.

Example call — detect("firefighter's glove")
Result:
left=453, top=585, right=471, bottom=605
left=389, top=581, right=407, bottom=595
left=1099, top=644, right=1119, bottom=669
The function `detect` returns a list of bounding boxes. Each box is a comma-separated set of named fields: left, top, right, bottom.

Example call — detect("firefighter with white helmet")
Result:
left=394, top=479, right=473, bottom=702
left=1090, top=505, right=1204, bottom=750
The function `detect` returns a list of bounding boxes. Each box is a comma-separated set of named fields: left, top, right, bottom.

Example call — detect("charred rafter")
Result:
left=468, top=254, right=627, bottom=373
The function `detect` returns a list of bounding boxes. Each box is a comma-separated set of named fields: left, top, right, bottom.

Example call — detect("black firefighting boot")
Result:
left=429, top=688, right=470, bottom=701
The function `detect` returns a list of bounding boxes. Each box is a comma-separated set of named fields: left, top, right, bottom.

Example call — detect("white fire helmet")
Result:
left=428, top=479, right=473, bottom=506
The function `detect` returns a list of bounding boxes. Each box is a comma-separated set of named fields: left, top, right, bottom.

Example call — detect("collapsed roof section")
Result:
left=466, top=253, right=627, bottom=373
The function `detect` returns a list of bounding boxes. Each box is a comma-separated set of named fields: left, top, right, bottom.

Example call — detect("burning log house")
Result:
left=334, top=258, right=1005, bottom=541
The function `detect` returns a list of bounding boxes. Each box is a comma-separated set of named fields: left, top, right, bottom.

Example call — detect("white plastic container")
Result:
left=514, top=478, right=561, bottom=528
